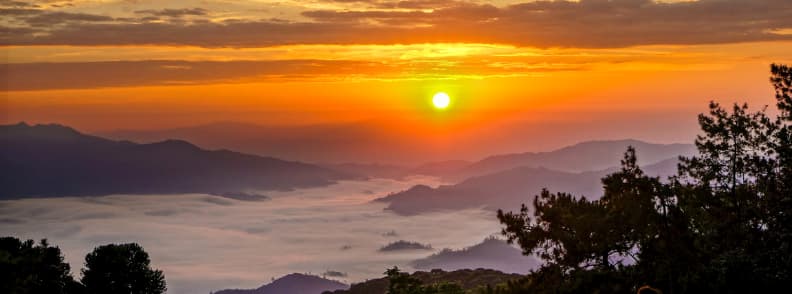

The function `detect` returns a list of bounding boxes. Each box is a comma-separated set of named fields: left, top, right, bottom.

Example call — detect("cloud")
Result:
left=200, top=196, right=234, bottom=206
left=323, top=270, right=348, bottom=277
left=72, top=212, right=118, bottom=220
left=143, top=209, right=182, bottom=217
left=22, top=11, right=114, bottom=27
left=134, top=8, right=208, bottom=17
left=0, top=178, right=503, bottom=294
left=320, top=0, right=494, bottom=10
left=0, top=217, right=24, bottom=224
left=0, top=60, right=382, bottom=91
left=0, top=1, right=114, bottom=27
left=0, top=58, right=579, bottom=91
left=1, top=0, right=791, bottom=48
left=0, top=0, right=38, bottom=8
left=0, top=8, right=41, bottom=15
left=379, top=240, right=433, bottom=251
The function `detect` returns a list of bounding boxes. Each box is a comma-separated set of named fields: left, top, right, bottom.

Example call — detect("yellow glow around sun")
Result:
left=432, top=92, right=450, bottom=109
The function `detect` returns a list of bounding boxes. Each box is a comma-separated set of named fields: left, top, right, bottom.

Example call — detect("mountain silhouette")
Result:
left=213, top=273, right=348, bottom=294
left=324, top=269, right=522, bottom=294
left=101, top=122, right=694, bottom=178
left=376, top=156, right=682, bottom=215
left=328, top=140, right=692, bottom=180
left=438, top=139, right=695, bottom=180
left=0, top=122, right=353, bottom=199
left=99, top=121, right=428, bottom=164
left=411, top=237, right=540, bottom=274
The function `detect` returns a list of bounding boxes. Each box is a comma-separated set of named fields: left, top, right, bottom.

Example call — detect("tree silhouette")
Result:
left=0, top=237, right=83, bottom=294
left=81, top=243, right=166, bottom=294
left=497, top=64, right=792, bottom=294
left=384, top=267, right=464, bottom=294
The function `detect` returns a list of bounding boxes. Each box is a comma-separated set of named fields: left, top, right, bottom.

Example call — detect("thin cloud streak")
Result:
left=8, top=39, right=785, bottom=91
left=0, top=58, right=584, bottom=91
left=1, top=0, right=791, bottom=48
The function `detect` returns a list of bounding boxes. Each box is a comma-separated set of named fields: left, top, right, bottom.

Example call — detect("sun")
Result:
left=432, top=92, right=451, bottom=109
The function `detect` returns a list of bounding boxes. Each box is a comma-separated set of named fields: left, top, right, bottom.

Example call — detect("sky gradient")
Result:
left=3, top=0, right=792, bottom=161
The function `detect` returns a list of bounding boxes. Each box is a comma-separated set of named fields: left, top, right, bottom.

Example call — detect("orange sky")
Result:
left=2, top=0, right=792, bottom=161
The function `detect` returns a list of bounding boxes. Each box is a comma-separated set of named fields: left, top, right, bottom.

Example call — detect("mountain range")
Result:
left=324, top=268, right=522, bottom=294
left=2, top=122, right=694, bottom=207
left=325, top=140, right=693, bottom=182
left=99, top=122, right=696, bottom=168
left=0, top=122, right=353, bottom=199
left=212, top=273, right=348, bottom=294
left=376, top=156, right=683, bottom=215
left=99, top=121, right=432, bottom=164
left=436, top=139, right=695, bottom=180
left=411, top=237, right=540, bottom=274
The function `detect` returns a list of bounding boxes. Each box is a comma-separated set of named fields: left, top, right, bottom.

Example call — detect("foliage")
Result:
left=0, top=237, right=83, bottom=294
left=385, top=267, right=465, bottom=294
left=496, top=64, right=792, bottom=294
left=327, top=268, right=520, bottom=294
left=0, top=237, right=167, bottom=294
left=81, top=243, right=167, bottom=294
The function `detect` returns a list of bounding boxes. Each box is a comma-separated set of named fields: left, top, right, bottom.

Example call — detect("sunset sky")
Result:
left=3, top=0, right=792, bottom=160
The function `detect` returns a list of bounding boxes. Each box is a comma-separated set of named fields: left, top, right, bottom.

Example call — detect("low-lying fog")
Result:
left=0, top=177, right=503, bottom=294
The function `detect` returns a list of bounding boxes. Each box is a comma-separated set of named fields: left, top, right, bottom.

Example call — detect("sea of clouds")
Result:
left=0, top=177, right=503, bottom=294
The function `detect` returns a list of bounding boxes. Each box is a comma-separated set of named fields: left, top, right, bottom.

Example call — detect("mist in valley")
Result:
left=0, top=177, right=507, bottom=294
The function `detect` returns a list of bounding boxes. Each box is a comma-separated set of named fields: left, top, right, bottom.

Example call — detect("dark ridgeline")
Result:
left=99, top=121, right=425, bottom=164
left=411, top=238, right=539, bottom=275
left=327, top=140, right=693, bottom=180
left=101, top=119, right=695, bottom=179
left=324, top=268, right=521, bottom=294
left=212, top=273, right=348, bottom=294
left=379, top=240, right=433, bottom=252
left=0, top=123, right=354, bottom=199
left=376, top=156, right=681, bottom=215
left=442, top=139, right=696, bottom=180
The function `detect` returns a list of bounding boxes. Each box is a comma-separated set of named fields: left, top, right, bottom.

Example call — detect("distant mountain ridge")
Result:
left=442, top=139, right=695, bottom=180
left=376, top=155, right=683, bottom=215
left=324, top=269, right=521, bottom=294
left=0, top=122, right=353, bottom=199
left=213, top=273, right=348, bottom=294
left=322, top=141, right=693, bottom=184
left=99, top=122, right=695, bottom=169
left=411, top=238, right=540, bottom=274
left=99, top=121, right=427, bottom=164
left=325, top=139, right=693, bottom=181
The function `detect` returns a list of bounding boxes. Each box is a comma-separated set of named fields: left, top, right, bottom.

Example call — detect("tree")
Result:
left=0, top=236, right=83, bottom=294
left=497, top=64, right=792, bottom=294
left=497, top=149, right=665, bottom=293
left=81, top=243, right=166, bottom=294
left=672, top=64, right=792, bottom=292
left=674, top=102, right=781, bottom=293
left=385, top=267, right=464, bottom=294
left=771, top=64, right=792, bottom=120
left=767, top=63, right=792, bottom=282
